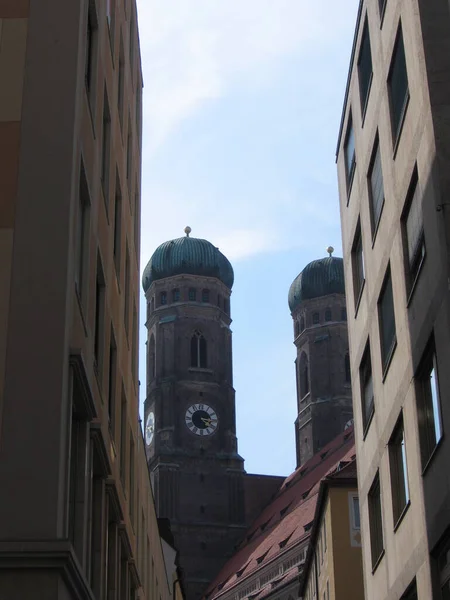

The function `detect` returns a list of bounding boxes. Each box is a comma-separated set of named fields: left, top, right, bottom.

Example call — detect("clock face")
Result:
left=185, top=404, right=218, bottom=436
left=145, top=411, right=155, bottom=446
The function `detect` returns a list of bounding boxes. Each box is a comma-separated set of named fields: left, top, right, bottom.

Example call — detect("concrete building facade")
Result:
left=337, top=0, right=450, bottom=598
left=0, top=1, right=171, bottom=599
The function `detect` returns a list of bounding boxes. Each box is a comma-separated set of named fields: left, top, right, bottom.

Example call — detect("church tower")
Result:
left=288, top=249, right=353, bottom=467
left=142, top=228, right=246, bottom=600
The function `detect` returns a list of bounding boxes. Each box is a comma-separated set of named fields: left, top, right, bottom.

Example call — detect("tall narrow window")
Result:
left=345, top=352, right=351, bottom=383
left=358, top=19, right=373, bottom=114
left=223, top=298, right=230, bottom=315
left=299, top=352, right=309, bottom=398
left=416, top=342, right=443, bottom=468
left=120, top=389, right=127, bottom=486
left=172, top=289, right=180, bottom=302
left=108, top=328, right=117, bottom=436
left=132, top=304, right=138, bottom=387
left=403, top=169, right=425, bottom=290
left=352, top=221, right=365, bottom=308
left=389, top=415, right=410, bottom=524
left=300, top=316, right=305, bottom=331
left=295, top=321, right=300, bottom=337
left=368, top=136, right=385, bottom=235
left=118, top=35, right=125, bottom=131
left=191, top=330, right=207, bottom=368
left=360, top=342, right=374, bottom=432
left=160, top=292, right=167, bottom=305
left=202, top=289, right=210, bottom=303
left=189, top=288, right=196, bottom=301
left=101, top=89, right=111, bottom=208
left=85, top=3, right=98, bottom=95
left=124, top=246, right=130, bottom=337
left=344, top=115, right=356, bottom=193
left=312, top=312, right=319, bottom=325
left=325, top=308, right=332, bottom=322
left=388, top=25, right=409, bottom=144
left=94, top=255, right=106, bottom=374
left=113, top=173, right=122, bottom=277
left=76, top=162, right=91, bottom=302
left=378, top=267, right=396, bottom=372
left=149, top=335, right=156, bottom=381
left=368, top=472, right=384, bottom=568
left=126, top=118, right=132, bottom=198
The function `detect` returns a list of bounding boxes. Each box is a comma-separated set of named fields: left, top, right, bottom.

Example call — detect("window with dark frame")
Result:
left=325, top=308, right=332, bottom=322
left=438, top=536, right=450, bottom=598
left=389, top=415, right=410, bottom=525
left=113, top=173, right=122, bottom=277
left=300, top=352, right=309, bottom=398
left=344, top=115, right=356, bottom=192
left=358, top=18, right=373, bottom=114
left=388, top=24, right=409, bottom=145
left=94, top=255, right=106, bottom=374
left=403, top=169, right=425, bottom=291
left=202, top=289, right=210, bottom=303
left=189, top=288, right=196, bottom=301
left=352, top=221, right=365, bottom=308
left=172, top=289, right=180, bottom=302
left=191, top=330, right=207, bottom=368
left=416, top=342, right=443, bottom=468
left=160, top=291, right=167, bottom=305
left=101, top=89, right=111, bottom=207
left=360, top=343, right=374, bottom=432
left=312, top=312, right=320, bottom=325
left=368, top=136, right=385, bottom=235
left=108, top=328, right=117, bottom=435
left=345, top=352, right=351, bottom=383
left=368, top=472, right=384, bottom=568
left=378, top=268, right=396, bottom=372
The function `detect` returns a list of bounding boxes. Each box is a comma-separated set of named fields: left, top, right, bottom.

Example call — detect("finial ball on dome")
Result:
left=184, top=226, right=192, bottom=237
left=326, top=246, right=334, bottom=257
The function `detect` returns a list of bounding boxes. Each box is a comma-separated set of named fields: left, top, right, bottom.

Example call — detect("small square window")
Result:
left=389, top=415, right=410, bottom=525
left=312, top=312, right=320, bottom=325
left=189, top=288, right=196, bottom=301
left=402, top=168, right=425, bottom=293
left=352, top=221, right=365, bottom=310
left=378, top=267, right=396, bottom=373
left=358, top=19, right=373, bottom=116
left=368, top=136, right=385, bottom=236
left=368, top=472, right=384, bottom=568
left=388, top=24, right=409, bottom=146
left=344, top=115, right=356, bottom=194
left=360, top=342, right=374, bottom=433
left=416, top=341, right=443, bottom=468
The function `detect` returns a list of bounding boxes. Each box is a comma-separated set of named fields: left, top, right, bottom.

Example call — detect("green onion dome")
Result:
left=288, top=251, right=345, bottom=312
left=142, top=227, right=234, bottom=293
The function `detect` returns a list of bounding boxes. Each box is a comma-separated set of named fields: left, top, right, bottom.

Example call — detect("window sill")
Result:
left=371, top=549, right=385, bottom=574
left=393, top=500, right=411, bottom=532
left=362, top=406, right=375, bottom=441
left=422, top=434, right=444, bottom=476
left=382, top=338, right=397, bottom=382
left=354, top=279, right=365, bottom=318
left=393, top=92, right=410, bottom=160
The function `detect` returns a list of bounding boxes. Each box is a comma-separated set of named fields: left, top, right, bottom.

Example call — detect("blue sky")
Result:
left=135, top=0, right=360, bottom=477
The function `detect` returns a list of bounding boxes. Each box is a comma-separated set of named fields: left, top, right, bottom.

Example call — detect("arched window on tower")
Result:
left=172, top=289, right=180, bottom=302
left=300, top=316, right=305, bottom=332
left=299, top=352, right=309, bottom=398
left=295, top=321, right=300, bottom=337
left=312, top=312, right=319, bottom=325
left=190, top=330, right=207, bottom=368
left=345, top=352, right=351, bottom=383
left=189, top=288, right=197, bottom=301
left=149, top=334, right=156, bottom=381
left=325, top=308, right=332, bottom=322
left=160, top=291, right=167, bottom=305
left=223, top=298, right=230, bottom=315
left=202, top=289, right=210, bottom=303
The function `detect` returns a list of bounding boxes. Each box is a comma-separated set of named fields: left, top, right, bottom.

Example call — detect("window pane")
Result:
left=369, top=474, right=384, bottom=566
left=358, top=22, right=373, bottom=110
left=369, top=140, right=384, bottom=229
left=379, top=272, right=396, bottom=368
left=353, top=496, right=361, bottom=529
left=345, top=120, right=356, bottom=185
left=389, top=28, right=409, bottom=138
left=430, top=364, right=442, bottom=443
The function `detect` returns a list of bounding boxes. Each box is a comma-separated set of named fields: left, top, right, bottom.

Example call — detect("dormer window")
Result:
left=189, top=288, right=196, bottom=301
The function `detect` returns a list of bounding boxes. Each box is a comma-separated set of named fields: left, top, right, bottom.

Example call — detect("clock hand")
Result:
left=201, top=417, right=212, bottom=426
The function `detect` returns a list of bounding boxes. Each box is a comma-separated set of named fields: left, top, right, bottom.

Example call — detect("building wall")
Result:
left=336, top=0, right=450, bottom=598
left=0, top=0, right=169, bottom=598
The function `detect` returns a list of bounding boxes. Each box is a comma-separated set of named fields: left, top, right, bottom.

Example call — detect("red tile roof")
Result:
left=204, top=428, right=355, bottom=600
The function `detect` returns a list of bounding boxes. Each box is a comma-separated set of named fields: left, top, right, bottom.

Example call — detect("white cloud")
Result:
left=136, top=0, right=357, bottom=151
